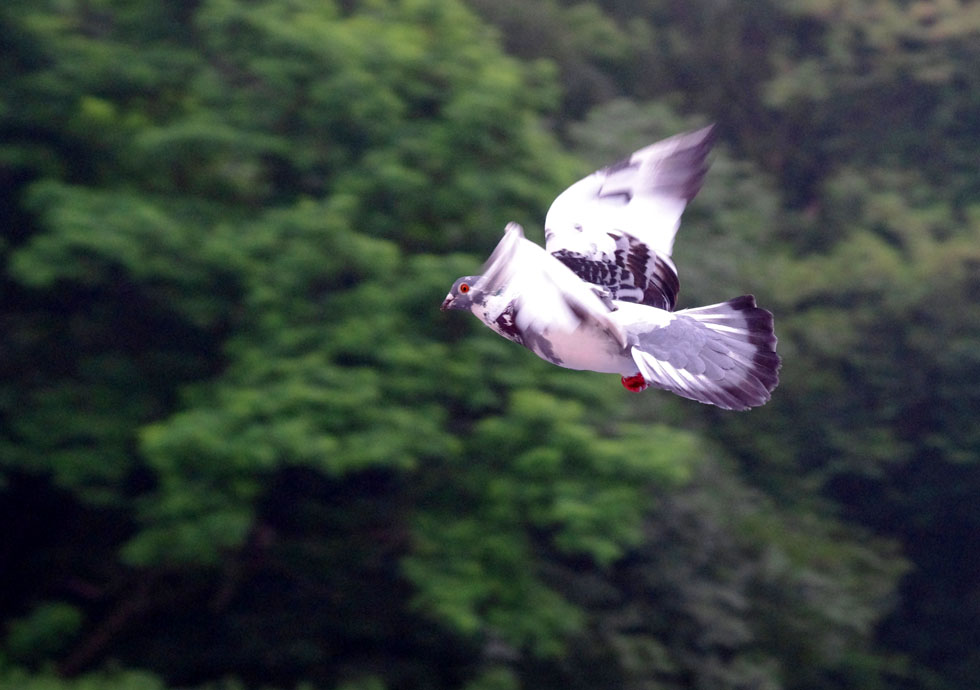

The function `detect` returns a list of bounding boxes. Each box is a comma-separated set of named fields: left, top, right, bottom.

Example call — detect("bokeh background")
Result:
left=2, top=1, right=980, bottom=689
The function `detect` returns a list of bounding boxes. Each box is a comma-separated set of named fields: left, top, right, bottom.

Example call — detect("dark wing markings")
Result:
left=551, top=234, right=679, bottom=311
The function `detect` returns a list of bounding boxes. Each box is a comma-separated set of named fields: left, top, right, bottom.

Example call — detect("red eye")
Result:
left=459, top=283, right=470, bottom=294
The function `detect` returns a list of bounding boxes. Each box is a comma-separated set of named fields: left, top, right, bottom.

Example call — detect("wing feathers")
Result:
left=545, top=126, right=715, bottom=309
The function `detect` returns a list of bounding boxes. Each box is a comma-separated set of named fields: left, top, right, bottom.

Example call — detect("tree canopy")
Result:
left=2, top=1, right=979, bottom=689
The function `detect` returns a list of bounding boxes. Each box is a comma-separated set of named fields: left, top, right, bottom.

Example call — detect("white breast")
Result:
left=543, top=301, right=675, bottom=375
left=536, top=321, right=631, bottom=374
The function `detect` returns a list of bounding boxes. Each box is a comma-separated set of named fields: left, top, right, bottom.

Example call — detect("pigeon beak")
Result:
left=440, top=293, right=454, bottom=311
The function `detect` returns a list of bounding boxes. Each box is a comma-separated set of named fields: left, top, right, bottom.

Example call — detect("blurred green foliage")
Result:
left=2, top=0, right=980, bottom=689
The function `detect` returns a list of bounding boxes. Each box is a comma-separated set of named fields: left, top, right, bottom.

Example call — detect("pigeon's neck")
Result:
left=475, top=294, right=524, bottom=346
left=473, top=289, right=511, bottom=323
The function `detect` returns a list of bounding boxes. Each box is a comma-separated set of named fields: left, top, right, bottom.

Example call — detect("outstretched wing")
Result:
left=544, top=125, right=716, bottom=310
left=475, top=223, right=627, bottom=349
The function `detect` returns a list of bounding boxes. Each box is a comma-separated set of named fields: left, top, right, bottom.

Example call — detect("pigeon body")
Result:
left=441, top=126, right=780, bottom=410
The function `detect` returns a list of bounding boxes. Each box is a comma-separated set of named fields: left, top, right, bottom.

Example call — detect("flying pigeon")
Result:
left=440, top=126, right=780, bottom=410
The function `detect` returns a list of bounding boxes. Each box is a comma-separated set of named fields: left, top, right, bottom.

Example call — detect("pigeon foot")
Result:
left=621, top=373, right=648, bottom=392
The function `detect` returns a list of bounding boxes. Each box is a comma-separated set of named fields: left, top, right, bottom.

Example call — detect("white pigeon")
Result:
left=440, top=126, right=780, bottom=410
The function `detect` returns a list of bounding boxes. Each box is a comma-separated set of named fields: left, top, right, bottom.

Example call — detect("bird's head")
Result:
left=440, top=275, right=482, bottom=312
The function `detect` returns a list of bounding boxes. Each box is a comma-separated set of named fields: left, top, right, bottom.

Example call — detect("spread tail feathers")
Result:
left=631, top=295, right=780, bottom=410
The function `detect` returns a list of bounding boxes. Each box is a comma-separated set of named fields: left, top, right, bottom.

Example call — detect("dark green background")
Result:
left=2, top=1, right=979, bottom=688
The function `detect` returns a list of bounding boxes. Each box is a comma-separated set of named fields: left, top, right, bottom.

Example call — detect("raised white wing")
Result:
left=544, top=126, right=716, bottom=309
left=545, top=125, right=715, bottom=257
left=475, top=223, right=627, bottom=348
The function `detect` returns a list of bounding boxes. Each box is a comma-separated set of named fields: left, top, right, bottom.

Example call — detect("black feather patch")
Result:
left=553, top=233, right=679, bottom=311
left=492, top=301, right=563, bottom=366
left=493, top=302, right=524, bottom=344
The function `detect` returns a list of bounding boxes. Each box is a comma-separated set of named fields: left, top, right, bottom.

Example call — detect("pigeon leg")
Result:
left=621, top=373, right=648, bottom=392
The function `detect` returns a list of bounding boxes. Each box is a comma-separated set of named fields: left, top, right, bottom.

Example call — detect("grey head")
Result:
left=440, top=275, right=483, bottom=312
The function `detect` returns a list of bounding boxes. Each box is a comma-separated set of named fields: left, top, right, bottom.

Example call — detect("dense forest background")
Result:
left=2, top=0, right=980, bottom=689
